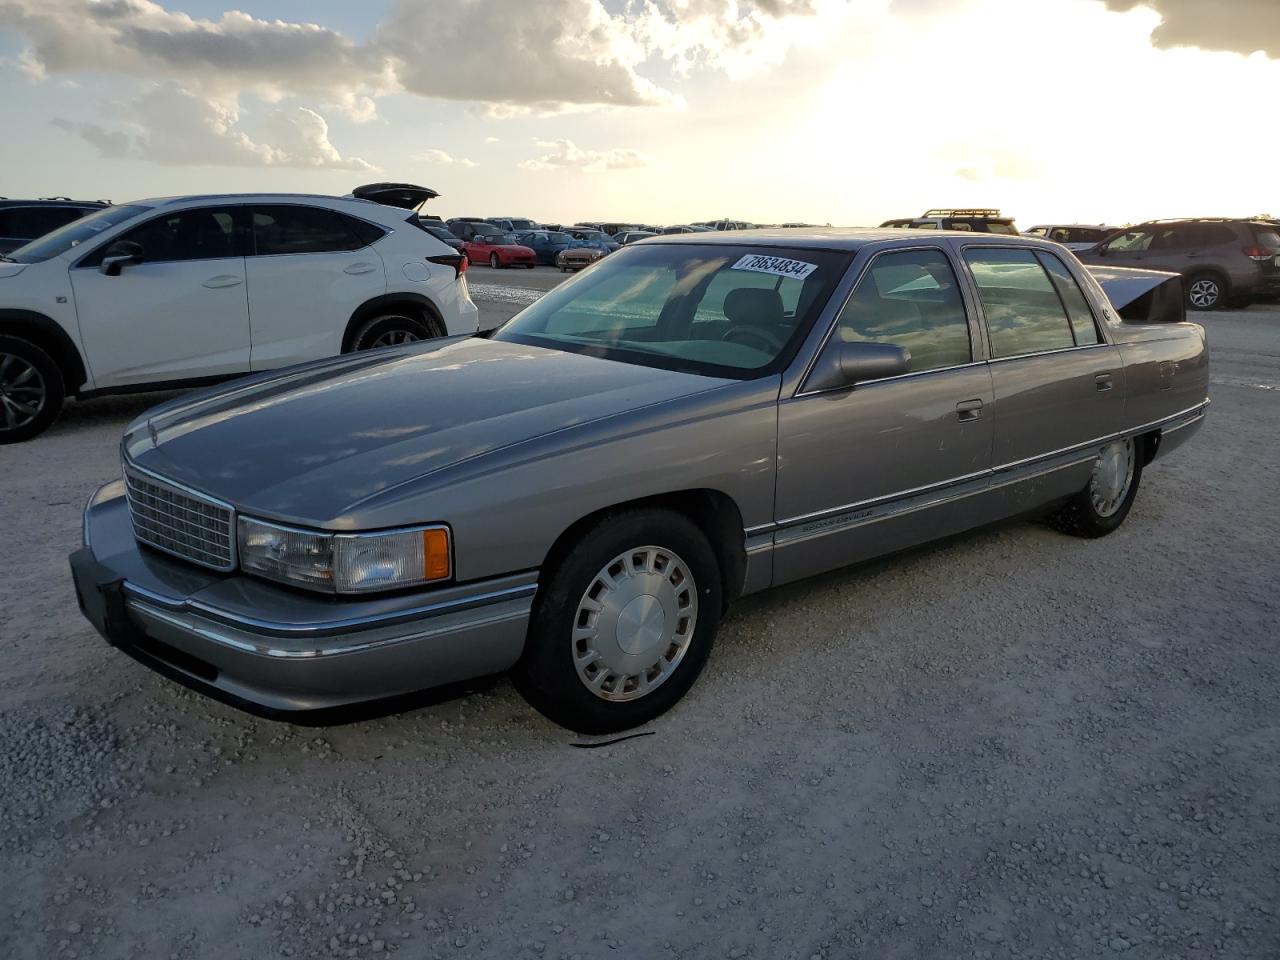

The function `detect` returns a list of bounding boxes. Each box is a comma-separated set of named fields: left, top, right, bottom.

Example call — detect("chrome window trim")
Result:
left=769, top=398, right=1208, bottom=533
left=794, top=359, right=989, bottom=399
left=121, top=579, right=538, bottom=639
left=986, top=342, right=1114, bottom=365
left=793, top=243, right=980, bottom=396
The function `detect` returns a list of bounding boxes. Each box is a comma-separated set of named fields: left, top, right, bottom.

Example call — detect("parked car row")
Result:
left=877, top=209, right=1280, bottom=310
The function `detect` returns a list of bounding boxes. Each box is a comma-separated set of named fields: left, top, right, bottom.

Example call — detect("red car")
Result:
left=463, top=232, right=537, bottom=269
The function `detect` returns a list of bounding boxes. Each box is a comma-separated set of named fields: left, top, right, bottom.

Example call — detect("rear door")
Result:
left=773, top=246, right=995, bottom=583
left=245, top=204, right=386, bottom=370
left=962, top=246, right=1124, bottom=499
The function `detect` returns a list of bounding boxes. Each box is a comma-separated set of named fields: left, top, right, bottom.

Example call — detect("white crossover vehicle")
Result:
left=0, top=190, right=478, bottom=442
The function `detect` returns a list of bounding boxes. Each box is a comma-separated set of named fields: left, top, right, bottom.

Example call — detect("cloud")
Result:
left=416, top=148, right=476, bottom=168
left=52, top=83, right=375, bottom=171
left=1102, top=0, right=1280, bottom=56
left=0, top=0, right=838, bottom=116
left=519, top=139, right=653, bottom=173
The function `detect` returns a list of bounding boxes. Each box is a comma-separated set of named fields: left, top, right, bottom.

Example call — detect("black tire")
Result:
left=559, top=264, right=568, bottom=273
left=1046, top=437, right=1144, bottom=538
left=513, top=508, right=723, bottom=734
left=350, top=314, right=437, bottom=351
left=0, top=335, right=65, bottom=444
left=1185, top=272, right=1226, bottom=311
left=490, top=253, right=501, bottom=269
left=525, top=263, right=535, bottom=269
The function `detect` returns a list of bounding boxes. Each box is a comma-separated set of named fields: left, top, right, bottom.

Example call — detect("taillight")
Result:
left=1243, top=245, right=1274, bottom=262
left=428, top=253, right=468, bottom=278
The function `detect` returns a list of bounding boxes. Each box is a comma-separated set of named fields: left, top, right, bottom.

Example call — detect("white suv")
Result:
left=0, top=192, right=478, bottom=442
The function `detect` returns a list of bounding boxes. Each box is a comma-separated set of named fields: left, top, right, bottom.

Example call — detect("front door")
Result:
left=773, top=247, right=995, bottom=584
left=245, top=204, right=386, bottom=370
left=70, top=205, right=251, bottom=388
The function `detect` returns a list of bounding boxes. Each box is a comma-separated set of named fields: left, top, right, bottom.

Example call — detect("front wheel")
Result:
left=1046, top=436, right=1143, bottom=538
left=0, top=335, right=65, bottom=444
left=490, top=253, right=501, bottom=269
left=1185, top=273, right=1226, bottom=311
left=514, top=509, right=722, bottom=733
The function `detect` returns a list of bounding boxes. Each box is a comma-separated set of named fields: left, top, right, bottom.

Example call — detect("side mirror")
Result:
left=805, top=341, right=911, bottom=392
left=100, top=240, right=143, bottom=276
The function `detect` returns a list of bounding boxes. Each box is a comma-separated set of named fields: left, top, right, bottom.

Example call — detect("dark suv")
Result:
left=1080, top=218, right=1280, bottom=310
left=0, top=198, right=108, bottom=254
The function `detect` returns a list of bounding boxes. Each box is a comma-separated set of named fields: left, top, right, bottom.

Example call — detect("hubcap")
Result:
left=1189, top=279, right=1219, bottom=309
left=369, top=329, right=421, bottom=348
left=1090, top=438, right=1136, bottom=518
left=572, top=545, right=698, bottom=702
left=0, top=353, right=46, bottom=430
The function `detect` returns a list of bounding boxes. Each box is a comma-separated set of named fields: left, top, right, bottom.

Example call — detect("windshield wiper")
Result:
left=0, top=256, right=17, bottom=263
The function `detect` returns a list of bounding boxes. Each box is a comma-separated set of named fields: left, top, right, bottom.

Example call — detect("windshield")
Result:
left=7, top=204, right=150, bottom=263
left=575, top=230, right=606, bottom=241
left=508, top=219, right=536, bottom=230
left=546, top=232, right=572, bottom=243
left=493, top=243, right=851, bottom=379
left=984, top=222, right=1020, bottom=235
left=426, top=226, right=456, bottom=241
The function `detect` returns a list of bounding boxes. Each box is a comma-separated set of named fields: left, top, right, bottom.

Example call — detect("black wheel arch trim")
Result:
left=344, top=293, right=445, bottom=351
left=0, top=308, right=89, bottom=393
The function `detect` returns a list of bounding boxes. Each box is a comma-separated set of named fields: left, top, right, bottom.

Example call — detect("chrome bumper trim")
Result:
left=122, top=580, right=538, bottom=639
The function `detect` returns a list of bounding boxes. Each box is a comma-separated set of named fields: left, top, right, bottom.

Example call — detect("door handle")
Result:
left=955, top=399, right=984, bottom=422
left=202, top=275, right=243, bottom=289
left=1095, top=373, right=1114, bottom=392
left=344, top=262, right=378, bottom=275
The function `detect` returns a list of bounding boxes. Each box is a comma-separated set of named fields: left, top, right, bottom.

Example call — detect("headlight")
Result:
left=237, top=518, right=451, bottom=594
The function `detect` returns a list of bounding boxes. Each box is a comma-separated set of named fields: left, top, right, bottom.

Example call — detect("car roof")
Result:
left=636, top=227, right=1046, bottom=251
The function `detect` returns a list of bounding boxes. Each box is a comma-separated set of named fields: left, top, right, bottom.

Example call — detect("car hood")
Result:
left=124, top=337, right=727, bottom=525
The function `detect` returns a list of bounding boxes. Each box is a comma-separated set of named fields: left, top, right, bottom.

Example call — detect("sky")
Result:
left=1, top=0, right=1278, bottom=228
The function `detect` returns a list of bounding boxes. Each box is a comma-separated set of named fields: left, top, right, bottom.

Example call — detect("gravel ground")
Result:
left=1, top=290, right=1277, bottom=960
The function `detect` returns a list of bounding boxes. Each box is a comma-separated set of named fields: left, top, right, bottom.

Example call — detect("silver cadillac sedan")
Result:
left=70, top=230, right=1208, bottom=733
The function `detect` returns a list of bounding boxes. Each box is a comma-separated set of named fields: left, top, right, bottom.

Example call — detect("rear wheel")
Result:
left=525, top=263, right=536, bottom=269
left=514, top=508, right=722, bottom=733
left=351, top=314, right=437, bottom=351
left=1185, top=272, right=1226, bottom=310
left=0, top=335, right=64, bottom=444
left=1047, top=436, right=1143, bottom=538
left=490, top=253, right=501, bottom=269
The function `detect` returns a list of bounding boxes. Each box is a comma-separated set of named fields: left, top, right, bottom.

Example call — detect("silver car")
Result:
left=70, top=230, right=1209, bottom=733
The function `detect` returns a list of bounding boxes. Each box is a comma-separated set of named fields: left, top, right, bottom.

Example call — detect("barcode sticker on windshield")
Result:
left=732, top=254, right=818, bottom=280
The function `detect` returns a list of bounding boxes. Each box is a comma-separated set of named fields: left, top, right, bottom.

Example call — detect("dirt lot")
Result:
left=1, top=281, right=1277, bottom=960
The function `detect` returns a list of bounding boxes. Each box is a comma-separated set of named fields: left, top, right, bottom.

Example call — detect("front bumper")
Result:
left=70, top=482, right=534, bottom=721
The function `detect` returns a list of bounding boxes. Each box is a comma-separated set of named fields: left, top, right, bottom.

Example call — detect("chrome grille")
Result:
left=124, top=466, right=235, bottom=572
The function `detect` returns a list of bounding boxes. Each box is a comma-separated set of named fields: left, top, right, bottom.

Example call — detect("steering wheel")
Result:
left=721, top=326, right=785, bottom=353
